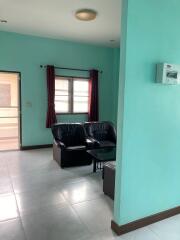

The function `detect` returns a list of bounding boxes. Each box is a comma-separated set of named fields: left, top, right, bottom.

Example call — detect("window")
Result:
left=55, top=77, right=89, bottom=114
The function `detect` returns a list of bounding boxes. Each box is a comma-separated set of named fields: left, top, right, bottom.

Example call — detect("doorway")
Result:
left=0, top=72, right=21, bottom=151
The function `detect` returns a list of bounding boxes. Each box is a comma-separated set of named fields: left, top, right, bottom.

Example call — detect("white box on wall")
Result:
left=156, top=63, right=180, bottom=84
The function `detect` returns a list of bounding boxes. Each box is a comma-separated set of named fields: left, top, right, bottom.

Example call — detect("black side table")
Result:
left=87, top=147, right=116, bottom=173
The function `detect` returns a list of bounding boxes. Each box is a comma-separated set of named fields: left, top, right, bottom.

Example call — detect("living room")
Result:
left=0, top=0, right=120, bottom=239
left=1, top=0, right=180, bottom=240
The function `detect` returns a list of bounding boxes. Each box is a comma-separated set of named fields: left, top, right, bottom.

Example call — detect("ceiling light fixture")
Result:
left=0, top=19, right=7, bottom=23
left=75, top=9, right=97, bottom=21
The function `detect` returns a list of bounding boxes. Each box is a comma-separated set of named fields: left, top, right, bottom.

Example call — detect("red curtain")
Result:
left=88, top=69, right=99, bottom=121
left=46, top=65, right=57, bottom=128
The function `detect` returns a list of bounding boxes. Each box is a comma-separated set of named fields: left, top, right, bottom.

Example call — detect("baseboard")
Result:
left=21, top=144, right=52, bottom=150
left=111, top=206, right=180, bottom=235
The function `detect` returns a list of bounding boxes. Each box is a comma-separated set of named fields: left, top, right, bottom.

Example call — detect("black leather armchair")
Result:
left=51, top=123, right=92, bottom=168
left=84, top=121, right=116, bottom=148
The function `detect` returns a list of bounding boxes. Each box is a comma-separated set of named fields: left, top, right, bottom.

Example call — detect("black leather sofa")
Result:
left=51, top=121, right=116, bottom=168
left=52, top=123, right=92, bottom=168
left=84, top=121, right=116, bottom=148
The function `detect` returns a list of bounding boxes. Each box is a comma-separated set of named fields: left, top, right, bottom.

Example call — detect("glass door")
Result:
left=0, top=72, right=20, bottom=151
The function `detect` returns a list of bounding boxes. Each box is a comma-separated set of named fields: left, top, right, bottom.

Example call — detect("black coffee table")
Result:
left=87, top=148, right=116, bottom=172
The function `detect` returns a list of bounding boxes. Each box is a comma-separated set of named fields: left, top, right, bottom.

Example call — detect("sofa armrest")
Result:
left=54, top=140, right=66, bottom=149
left=58, top=142, right=66, bottom=149
left=109, top=126, right=117, bottom=143
left=86, top=138, right=94, bottom=148
left=86, top=137, right=100, bottom=147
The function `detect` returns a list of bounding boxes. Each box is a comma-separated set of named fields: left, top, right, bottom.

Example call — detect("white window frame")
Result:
left=55, top=76, right=89, bottom=114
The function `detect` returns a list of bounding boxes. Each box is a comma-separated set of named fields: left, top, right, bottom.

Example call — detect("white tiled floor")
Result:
left=0, top=148, right=179, bottom=240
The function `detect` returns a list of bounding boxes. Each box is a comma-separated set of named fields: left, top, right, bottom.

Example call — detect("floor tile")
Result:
left=118, top=227, right=160, bottom=240
left=6, top=149, right=55, bottom=177
left=73, top=196, right=114, bottom=233
left=1, top=148, right=180, bottom=240
left=80, top=234, right=101, bottom=240
left=16, top=187, right=68, bottom=215
left=11, top=174, right=48, bottom=193
left=65, top=165, right=95, bottom=178
left=0, top=177, right=13, bottom=194
left=61, top=180, right=103, bottom=204
left=0, top=149, right=115, bottom=240
left=0, top=218, right=26, bottom=240
left=98, top=230, right=117, bottom=240
left=0, top=194, right=19, bottom=222
left=0, top=156, right=7, bottom=166
left=11, top=164, right=83, bottom=193
left=79, top=229, right=117, bottom=240
left=21, top=205, right=91, bottom=240
left=0, top=162, right=9, bottom=177
left=149, top=215, right=180, bottom=240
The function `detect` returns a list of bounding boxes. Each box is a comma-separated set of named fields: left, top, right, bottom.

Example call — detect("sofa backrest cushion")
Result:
left=51, top=123, right=86, bottom=146
left=84, top=122, right=116, bottom=142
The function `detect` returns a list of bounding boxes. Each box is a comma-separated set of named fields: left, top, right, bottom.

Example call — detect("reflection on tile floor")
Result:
left=0, top=148, right=179, bottom=240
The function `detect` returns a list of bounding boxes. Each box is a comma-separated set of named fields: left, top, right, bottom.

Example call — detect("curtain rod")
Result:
left=40, top=65, right=103, bottom=73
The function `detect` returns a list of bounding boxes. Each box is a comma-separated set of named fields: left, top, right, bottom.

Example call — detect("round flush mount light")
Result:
left=75, top=9, right=97, bottom=21
left=0, top=19, right=7, bottom=23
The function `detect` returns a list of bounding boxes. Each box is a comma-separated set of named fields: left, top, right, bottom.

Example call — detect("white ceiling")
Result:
left=0, top=0, right=121, bottom=47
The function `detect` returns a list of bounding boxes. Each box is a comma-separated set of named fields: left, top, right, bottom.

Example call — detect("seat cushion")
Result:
left=66, top=145, right=86, bottom=151
left=99, top=141, right=116, bottom=148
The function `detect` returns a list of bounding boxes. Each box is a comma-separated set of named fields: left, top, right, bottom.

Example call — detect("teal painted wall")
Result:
left=0, top=31, right=119, bottom=146
left=114, top=0, right=180, bottom=225
left=114, top=0, right=128, bottom=224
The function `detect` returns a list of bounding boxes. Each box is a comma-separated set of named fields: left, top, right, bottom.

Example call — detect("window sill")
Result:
left=56, top=112, right=88, bottom=115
